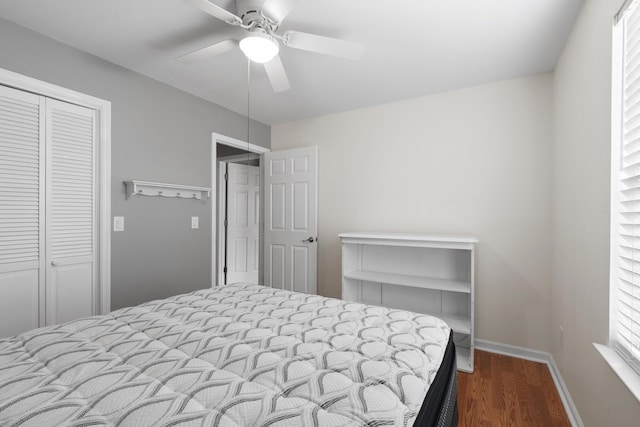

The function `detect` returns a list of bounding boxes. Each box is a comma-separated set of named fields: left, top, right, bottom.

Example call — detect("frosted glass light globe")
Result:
left=239, top=33, right=279, bottom=63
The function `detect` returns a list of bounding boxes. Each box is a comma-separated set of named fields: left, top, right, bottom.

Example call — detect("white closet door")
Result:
left=0, top=85, right=45, bottom=338
left=45, top=99, right=96, bottom=325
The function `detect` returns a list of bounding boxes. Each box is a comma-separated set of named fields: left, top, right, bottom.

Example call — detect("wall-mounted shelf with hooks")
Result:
left=124, top=180, right=211, bottom=201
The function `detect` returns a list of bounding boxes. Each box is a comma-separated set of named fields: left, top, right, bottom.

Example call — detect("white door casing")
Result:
left=264, top=146, right=318, bottom=294
left=225, top=162, right=260, bottom=284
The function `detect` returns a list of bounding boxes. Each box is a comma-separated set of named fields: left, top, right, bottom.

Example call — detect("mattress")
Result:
left=0, top=283, right=453, bottom=426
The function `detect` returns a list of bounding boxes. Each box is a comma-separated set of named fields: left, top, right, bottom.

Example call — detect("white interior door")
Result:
left=45, top=98, right=96, bottom=325
left=0, top=85, right=45, bottom=338
left=264, top=146, right=317, bottom=294
left=225, top=162, right=260, bottom=284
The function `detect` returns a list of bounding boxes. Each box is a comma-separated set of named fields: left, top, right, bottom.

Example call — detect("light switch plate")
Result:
left=191, top=216, right=199, bottom=229
left=113, top=216, right=124, bottom=232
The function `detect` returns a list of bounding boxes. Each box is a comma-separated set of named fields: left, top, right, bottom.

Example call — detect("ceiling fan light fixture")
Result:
left=239, top=32, right=279, bottom=63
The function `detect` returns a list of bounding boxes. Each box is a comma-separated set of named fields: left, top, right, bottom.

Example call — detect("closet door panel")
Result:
left=0, top=268, right=39, bottom=337
left=49, top=262, right=93, bottom=324
left=45, top=99, right=96, bottom=325
left=0, top=85, right=44, bottom=338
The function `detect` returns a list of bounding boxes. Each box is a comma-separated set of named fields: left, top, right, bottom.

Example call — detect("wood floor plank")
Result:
left=500, top=366, right=522, bottom=427
left=531, top=385, right=556, bottom=426
left=513, top=360, right=537, bottom=425
left=457, top=350, right=571, bottom=427
left=535, top=359, right=571, bottom=426
left=491, top=355, right=505, bottom=411
left=491, top=354, right=520, bottom=427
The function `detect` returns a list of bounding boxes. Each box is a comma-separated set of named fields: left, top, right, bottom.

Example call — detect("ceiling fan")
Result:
left=178, top=0, right=366, bottom=92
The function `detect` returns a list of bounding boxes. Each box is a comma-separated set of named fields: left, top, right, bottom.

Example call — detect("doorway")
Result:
left=211, top=133, right=269, bottom=287
left=218, top=149, right=260, bottom=285
left=210, top=133, right=319, bottom=293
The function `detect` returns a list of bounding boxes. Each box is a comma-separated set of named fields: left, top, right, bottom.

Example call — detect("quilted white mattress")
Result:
left=0, top=283, right=451, bottom=426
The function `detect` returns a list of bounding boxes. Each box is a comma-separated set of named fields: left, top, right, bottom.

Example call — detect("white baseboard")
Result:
left=475, top=339, right=584, bottom=427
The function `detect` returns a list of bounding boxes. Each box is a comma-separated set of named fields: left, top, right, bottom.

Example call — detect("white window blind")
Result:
left=613, top=0, right=640, bottom=375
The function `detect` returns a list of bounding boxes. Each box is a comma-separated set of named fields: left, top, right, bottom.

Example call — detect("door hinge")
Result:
left=223, top=267, right=227, bottom=273
left=224, top=219, right=228, bottom=227
left=224, top=172, right=229, bottom=180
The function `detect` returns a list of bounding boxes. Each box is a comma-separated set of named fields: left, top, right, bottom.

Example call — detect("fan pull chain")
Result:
left=247, top=58, right=251, bottom=165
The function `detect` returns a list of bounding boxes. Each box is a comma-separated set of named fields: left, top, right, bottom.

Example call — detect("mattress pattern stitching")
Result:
left=0, top=283, right=450, bottom=426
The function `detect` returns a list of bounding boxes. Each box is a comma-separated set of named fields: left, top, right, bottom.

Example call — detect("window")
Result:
left=609, top=0, right=640, bottom=389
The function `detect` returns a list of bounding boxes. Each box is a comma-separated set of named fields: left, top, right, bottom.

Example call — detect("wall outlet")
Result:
left=113, top=216, right=124, bottom=232
left=191, top=216, right=199, bottom=229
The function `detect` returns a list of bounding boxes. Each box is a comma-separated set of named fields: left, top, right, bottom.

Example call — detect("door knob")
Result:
left=302, top=237, right=315, bottom=243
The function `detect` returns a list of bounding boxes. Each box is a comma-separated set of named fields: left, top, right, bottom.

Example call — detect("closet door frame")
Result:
left=0, top=67, right=112, bottom=315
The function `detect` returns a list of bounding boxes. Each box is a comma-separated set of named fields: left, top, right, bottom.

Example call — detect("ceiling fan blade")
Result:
left=262, top=0, right=300, bottom=24
left=282, top=31, right=365, bottom=60
left=186, top=0, right=242, bottom=25
left=264, top=55, right=291, bottom=92
left=176, top=39, right=237, bottom=63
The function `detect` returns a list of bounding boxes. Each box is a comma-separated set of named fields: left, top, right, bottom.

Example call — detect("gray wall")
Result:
left=552, top=0, right=640, bottom=424
left=0, top=19, right=270, bottom=310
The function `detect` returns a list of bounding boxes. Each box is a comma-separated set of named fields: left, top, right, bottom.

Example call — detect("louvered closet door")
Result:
left=0, top=85, right=44, bottom=337
left=45, top=99, right=96, bottom=325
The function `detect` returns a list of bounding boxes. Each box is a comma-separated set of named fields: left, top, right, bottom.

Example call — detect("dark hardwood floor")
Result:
left=457, top=350, right=571, bottom=426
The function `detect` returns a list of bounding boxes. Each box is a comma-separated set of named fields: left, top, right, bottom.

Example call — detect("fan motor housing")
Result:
left=236, top=0, right=264, bottom=26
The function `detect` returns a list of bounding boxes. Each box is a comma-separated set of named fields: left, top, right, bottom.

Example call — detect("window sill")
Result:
left=594, top=343, right=640, bottom=402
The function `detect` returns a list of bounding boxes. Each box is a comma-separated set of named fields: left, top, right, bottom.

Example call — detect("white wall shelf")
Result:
left=438, top=314, right=472, bottom=335
left=124, top=180, right=211, bottom=201
left=343, top=270, right=471, bottom=293
left=339, top=232, right=478, bottom=373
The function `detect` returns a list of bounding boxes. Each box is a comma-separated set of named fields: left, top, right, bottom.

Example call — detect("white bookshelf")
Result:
left=339, top=232, right=478, bottom=373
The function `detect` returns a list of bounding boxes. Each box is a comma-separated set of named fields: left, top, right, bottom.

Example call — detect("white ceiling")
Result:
left=0, top=0, right=584, bottom=125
